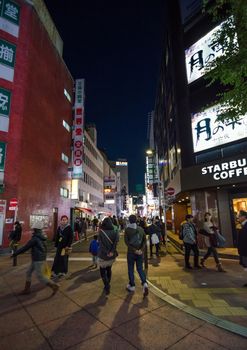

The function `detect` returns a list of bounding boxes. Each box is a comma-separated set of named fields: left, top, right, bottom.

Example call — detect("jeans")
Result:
left=127, top=252, right=146, bottom=286
left=26, top=261, right=50, bottom=284
left=184, top=243, right=199, bottom=267
left=100, top=266, right=112, bottom=290
left=92, top=255, right=98, bottom=265
left=203, top=247, right=220, bottom=264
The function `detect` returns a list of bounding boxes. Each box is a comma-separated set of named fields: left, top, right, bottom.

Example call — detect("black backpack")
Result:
left=179, top=224, right=184, bottom=240
left=129, top=229, right=143, bottom=248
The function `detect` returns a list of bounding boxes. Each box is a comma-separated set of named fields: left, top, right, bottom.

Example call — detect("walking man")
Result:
left=124, top=214, right=148, bottom=297
left=181, top=214, right=200, bottom=269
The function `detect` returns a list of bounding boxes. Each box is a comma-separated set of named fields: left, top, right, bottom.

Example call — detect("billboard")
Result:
left=72, top=79, right=85, bottom=178
left=185, top=19, right=235, bottom=84
left=192, top=104, right=247, bottom=153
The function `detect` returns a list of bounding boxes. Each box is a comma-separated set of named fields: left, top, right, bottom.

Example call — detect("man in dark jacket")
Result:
left=147, top=219, right=161, bottom=257
left=237, top=210, right=247, bottom=287
left=11, top=222, right=59, bottom=295
left=124, top=214, right=148, bottom=296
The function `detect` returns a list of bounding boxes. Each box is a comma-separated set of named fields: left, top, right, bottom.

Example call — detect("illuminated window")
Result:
left=61, top=153, right=69, bottom=164
left=60, top=187, right=69, bottom=198
left=63, top=120, right=70, bottom=132
left=64, top=88, right=71, bottom=102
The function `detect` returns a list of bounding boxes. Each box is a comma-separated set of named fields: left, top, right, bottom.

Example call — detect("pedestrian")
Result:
left=181, top=214, right=201, bottom=269
left=237, top=210, right=247, bottom=287
left=89, top=234, right=99, bottom=268
left=52, top=215, right=73, bottom=278
left=98, top=217, right=119, bottom=295
left=81, top=217, right=88, bottom=240
left=147, top=219, right=161, bottom=257
left=74, top=217, right=81, bottom=241
left=92, top=216, right=99, bottom=231
left=9, top=221, right=22, bottom=252
left=200, top=212, right=225, bottom=272
left=11, top=222, right=59, bottom=295
left=124, top=214, right=148, bottom=296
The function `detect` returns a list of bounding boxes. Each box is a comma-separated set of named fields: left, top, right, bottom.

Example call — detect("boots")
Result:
left=217, top=263, right=226, bottom=272
left=47, top=282, right=59, bottom=295
left=20, top=281, right=31, bottom=295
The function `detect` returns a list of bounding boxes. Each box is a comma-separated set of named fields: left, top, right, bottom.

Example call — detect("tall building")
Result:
left=109, top=159, right=129, bottom=215
left=0, top=0, right=74, bottom=247
left=154, top=0, right=246, bottom=246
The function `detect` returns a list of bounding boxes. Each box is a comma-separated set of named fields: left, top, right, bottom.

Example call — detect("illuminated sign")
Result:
left=0, top=38, right=16, bottom=82
left=201, top=158, right=247, bottom=181
left=116, top=161, right=127, bottom=166
left=192, top=104, right=247, bottom=153
left=185, top=19, right=236, bottom=84
left=72, top=79, right=85, bottom=178
left=0, top=87, right=11, bottom=132
left=0, top=0, right=21, bottom=38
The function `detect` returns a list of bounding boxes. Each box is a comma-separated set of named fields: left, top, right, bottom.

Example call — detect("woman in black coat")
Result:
left=52, top=215, right=73, bottom=278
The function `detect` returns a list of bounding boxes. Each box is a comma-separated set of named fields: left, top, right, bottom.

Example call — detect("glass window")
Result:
left=61, top=153, right=69, bottom=164
left=63, top=120, right=70, bottom=132
left=64, top=88, right=71, bottom=102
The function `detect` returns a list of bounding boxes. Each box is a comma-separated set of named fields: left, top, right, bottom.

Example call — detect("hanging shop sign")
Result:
left=185, top=18, right=236, bottom=84
left=192, top=104, right=247, bottom=153
left=72, top=79, right=85, bottom=179
left=0, top=0, right=21, bottom=38
left=181, top=155, right=247, bottom=191
left=0, top=87, right=11, bottom=132
left=0, top=38, right=16, bottom=82
left=0, top=141, right=6, bottom=172
left=146, top=155, right=158, bottom=185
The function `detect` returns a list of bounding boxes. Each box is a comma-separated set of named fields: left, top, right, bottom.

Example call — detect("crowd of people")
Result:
left=9, top=209, right=247, bottom=297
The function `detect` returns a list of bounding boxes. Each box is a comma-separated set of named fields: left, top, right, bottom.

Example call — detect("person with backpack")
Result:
left=181, top=214, right=201, bottom=269
left=147, top=219, right=161, bottom=258
left=9, top=221, right=22, bottom=253
left=124, top=214, right=148, bottom=297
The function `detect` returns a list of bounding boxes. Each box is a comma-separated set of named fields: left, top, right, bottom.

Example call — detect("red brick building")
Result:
left=0, top=0, right=74, bottom=246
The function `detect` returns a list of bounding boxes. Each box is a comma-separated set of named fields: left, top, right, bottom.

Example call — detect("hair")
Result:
left=61, top=215, right=68, bottom=220
left=155, top=216, right=159, bottom=220
left=101, top=217, right=114, bottom=230
left=14, top=221, right=20, bottom=225
left=204, top=212, right=212, bottom=222
left=93, top=234, right=98, bottom=240
left=129, top=214, right=137, bottom=224
left=185, top=214, right=193, bottom=220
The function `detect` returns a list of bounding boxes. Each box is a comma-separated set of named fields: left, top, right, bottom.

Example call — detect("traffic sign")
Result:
left=166, top=187, right=175, bottom=196
left=10, top=198, right=18, bottom=207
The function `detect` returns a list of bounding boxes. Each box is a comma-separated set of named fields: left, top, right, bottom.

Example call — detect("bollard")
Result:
left=12, top=242, right=18, bottom=266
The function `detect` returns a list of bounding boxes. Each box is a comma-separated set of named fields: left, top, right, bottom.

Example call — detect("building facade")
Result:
left=0, top=0, right=74, bottom=247
left=153, top=0, right=246, bottom=247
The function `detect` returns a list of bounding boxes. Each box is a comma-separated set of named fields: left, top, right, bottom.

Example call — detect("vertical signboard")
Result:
left=0, top=87, right=11, bottom=132
left=72, top=79, right=85, bottom=178
left=0, top=199, right=6, bottom=245
left=0, top=141, right=6, bottom=171
left=0, top=0, right=21, bottom=38
left=0, top=38, right=16, bottom=82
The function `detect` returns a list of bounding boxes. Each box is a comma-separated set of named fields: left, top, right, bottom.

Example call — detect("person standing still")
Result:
left=182, top=214, right=200, bottom=269
left=124, top=214, right=148, bottom=297
left=52, top=215, right=73, bottom=278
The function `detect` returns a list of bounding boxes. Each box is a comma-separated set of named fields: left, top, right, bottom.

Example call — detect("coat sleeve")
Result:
left=66, top=226, right=73, bottom=247
left=13, top=238, right=34, bottom=256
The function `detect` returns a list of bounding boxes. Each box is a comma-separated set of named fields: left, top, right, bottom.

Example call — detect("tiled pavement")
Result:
left=0, top=235, right=247, bottom=349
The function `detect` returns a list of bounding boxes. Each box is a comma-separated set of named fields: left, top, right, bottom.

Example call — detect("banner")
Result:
left=72, top=79, right=85, bottom=178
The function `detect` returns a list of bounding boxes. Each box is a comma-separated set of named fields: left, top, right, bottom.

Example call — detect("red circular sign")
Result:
left=166, top=187, right=175, bottom=196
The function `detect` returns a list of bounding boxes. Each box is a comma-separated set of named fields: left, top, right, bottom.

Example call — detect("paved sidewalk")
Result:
left=0, top=238, right=247, bottom=349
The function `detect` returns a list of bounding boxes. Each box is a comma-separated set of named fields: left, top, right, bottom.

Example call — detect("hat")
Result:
left=31, top=221, right=44, bottom=230
left=239, top=210, right=247, bottom=218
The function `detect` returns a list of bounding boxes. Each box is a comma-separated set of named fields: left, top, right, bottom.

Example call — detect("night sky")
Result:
left=44, top=0, right=166, bottom=193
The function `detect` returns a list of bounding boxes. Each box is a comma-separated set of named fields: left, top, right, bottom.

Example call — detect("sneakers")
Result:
left=126, top=284, right=135, bottom=292
left=143, top=282, right=149, bottom=297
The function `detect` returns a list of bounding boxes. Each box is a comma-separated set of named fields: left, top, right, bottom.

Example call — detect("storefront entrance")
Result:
left=231, top=194, right=247, bottom=246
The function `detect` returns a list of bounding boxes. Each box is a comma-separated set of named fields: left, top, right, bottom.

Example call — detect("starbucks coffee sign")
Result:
left=181, top=155, right=247, bottom=191
left=202, top=158, right=247, bottom=181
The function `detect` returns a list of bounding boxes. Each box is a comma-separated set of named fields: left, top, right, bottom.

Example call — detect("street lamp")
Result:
left=146, top=149, right=153, bottom=155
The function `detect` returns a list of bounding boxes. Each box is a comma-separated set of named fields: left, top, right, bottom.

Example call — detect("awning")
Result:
left=75, top=207, right=94, bottom=215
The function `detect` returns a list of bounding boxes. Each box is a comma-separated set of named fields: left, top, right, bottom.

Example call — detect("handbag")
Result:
left=216, top=232, right=226, bottom=248
left=151, top=233, right=159, bottom=245
left=43, top=262, right=51, bottom=279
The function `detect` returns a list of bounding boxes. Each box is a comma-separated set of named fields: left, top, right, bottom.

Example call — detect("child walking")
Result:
left=89, top=235, right=99, bottom=268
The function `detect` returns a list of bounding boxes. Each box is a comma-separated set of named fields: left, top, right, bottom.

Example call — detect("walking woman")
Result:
left=98, top=217, right=119, bottom=295
left=200, top=212, right=225, bottom=272
left=52, top=215, right=73, bottom=278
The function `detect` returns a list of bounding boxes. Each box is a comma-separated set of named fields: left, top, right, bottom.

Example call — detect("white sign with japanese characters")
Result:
left=0, top=38, right=16, bottom=81
left=185, top=21, right=228, bottom=84
left=192, top=104, right=247, bottom=153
